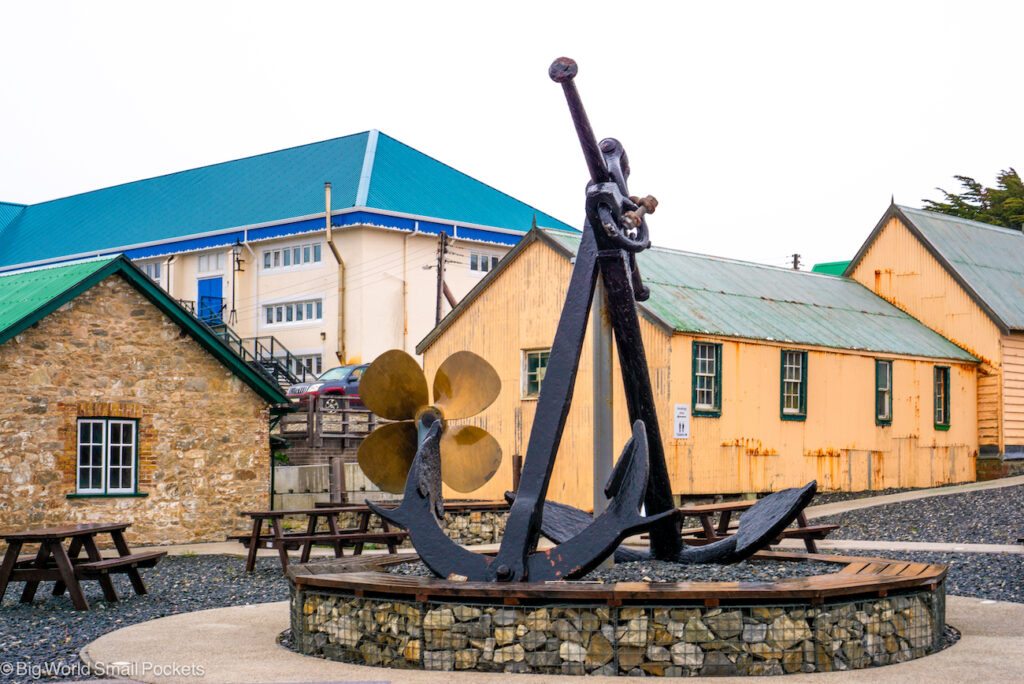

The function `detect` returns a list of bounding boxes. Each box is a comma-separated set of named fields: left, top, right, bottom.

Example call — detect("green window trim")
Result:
left=875, top=359, right=893, bottom=426
left=66, top=493, right=149, bottom=499
left=691, top=341, right=722, bottom=417
left=934, top=366, right=951, bottom=430
left=780, top=350, right=808, bottom=421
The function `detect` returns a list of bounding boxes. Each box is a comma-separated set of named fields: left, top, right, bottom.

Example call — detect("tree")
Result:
left=922, top=168, right=1024, bottom=230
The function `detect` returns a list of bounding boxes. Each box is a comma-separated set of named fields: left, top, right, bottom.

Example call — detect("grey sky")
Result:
left=1, top=1, right=1018, bottom=269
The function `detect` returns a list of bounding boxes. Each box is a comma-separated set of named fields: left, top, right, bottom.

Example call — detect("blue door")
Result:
left=197, top=277, right=223, bottom=324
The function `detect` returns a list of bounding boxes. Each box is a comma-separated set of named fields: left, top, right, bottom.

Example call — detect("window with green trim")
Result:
left=934, top=366, right=950, bottom=429
left=77, top=419, right=138, bottom=494
left=780, top=350, right=807, bottom=420
left=875, top=360, right=892, bottom=425
left=692, top=341, right=722, bottom=416
left=522, top=349, right=550, bottom=398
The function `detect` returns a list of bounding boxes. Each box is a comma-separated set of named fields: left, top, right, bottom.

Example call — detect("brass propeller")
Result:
left=357, top=349, right=502, bottom=494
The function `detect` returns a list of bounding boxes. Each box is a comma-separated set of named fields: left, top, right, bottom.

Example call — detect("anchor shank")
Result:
left=488, top=228, right=600, bottom=581
left=596, top=247, right=682, bottom=559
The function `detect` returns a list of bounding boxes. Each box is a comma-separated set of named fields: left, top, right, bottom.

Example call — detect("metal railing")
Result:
left=176, top=298, right=313, bottom=389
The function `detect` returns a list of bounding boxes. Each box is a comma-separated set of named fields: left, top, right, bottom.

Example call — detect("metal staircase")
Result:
left=178, top=298, right=314, bottom=390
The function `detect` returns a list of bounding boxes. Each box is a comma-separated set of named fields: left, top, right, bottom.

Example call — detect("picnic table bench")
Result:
left=0, top=522, right=165, bottom=611
left=235, top=506, right=408, bottom=573
left=676, top=500, right=837, bottom=553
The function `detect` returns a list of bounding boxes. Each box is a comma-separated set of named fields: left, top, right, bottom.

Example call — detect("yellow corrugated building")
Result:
left=846, top=204, right=1024, bottom=477
left=418, top=228, right=979, bottom=510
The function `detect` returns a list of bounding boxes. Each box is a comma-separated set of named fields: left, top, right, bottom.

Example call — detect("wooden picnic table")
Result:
left=0, top=522, right=165, bottom=611
left=676, top=500, right=837, bottom=553
left=235, top=506, right=408, bottom=573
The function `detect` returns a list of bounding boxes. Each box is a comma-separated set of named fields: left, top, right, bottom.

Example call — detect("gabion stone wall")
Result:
left=335, top=509, right=507, bottom=547
left=291, top=585, right=945, bottom=676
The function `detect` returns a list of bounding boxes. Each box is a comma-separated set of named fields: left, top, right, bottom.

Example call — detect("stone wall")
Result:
left=0, top=274, right=272, bottom=546
left=292, top=587, right=945, bottom=676
left=329, top=508, right=507, bottom=547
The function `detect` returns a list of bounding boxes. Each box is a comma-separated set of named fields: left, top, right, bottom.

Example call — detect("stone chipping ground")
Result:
left=0, top=555, right=288, bottom=684
left=816, top=483, right=1024, bottom=545
left=2, top=483, right=1023, bottom=683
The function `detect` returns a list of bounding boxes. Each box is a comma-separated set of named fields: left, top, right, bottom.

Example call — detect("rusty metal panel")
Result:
left=900, top=206, right=1024, bottom=331
left=544, top=229, right=975, bottom=362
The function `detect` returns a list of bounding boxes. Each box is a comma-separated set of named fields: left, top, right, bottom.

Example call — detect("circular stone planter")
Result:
left=287, top=552, right=947, bottom=676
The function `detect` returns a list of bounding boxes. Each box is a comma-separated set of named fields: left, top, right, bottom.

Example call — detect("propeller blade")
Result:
left=357, top=421, right=418, bottom=494
left=360, top=350, right=429, bottom=421
left=432, top=351, right=502, bottom=420
left=440, top=425, right=503, bottom=493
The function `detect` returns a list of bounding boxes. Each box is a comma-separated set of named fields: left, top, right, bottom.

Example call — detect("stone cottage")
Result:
left=0, top=255, right=288, bottom=545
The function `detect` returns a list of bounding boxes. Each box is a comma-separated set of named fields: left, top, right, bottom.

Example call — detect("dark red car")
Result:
left=286, top=363, right=369, bottom=406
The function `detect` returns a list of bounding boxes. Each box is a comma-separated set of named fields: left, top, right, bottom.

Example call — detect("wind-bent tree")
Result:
left=922, top=168, right=1024, bottom=230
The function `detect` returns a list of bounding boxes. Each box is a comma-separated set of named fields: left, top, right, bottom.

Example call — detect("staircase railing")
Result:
left=175, top=298, right=313, bottom=389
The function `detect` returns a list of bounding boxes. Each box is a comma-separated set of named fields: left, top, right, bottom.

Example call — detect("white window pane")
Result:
left=264, top=252, right=271, bottom=269
left=273, top=251, right=280, bottom=267
left=286, top=305, right=293, bottom=322
left=283, top=250, right=291, bottom=266
left=294, top=247, right=301, bottom=264
left=470, top=254, right=479, bottom=270
left=314, top=244, right=322, bottom=262
left=266, top=308, right=273, bottom=324
left=492, top=256, right=499, bottom=269
left=316, top=301, right=322, bottom=319
left=306, top=302, right=313, bottom=319
left=304, top=246, right=311, bottom=263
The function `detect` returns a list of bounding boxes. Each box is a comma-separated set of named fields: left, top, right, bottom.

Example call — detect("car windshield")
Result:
left=316, top=365, right=359, bottom=381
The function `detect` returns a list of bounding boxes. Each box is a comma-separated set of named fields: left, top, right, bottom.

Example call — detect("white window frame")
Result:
left=261, top=297, right=324, bottom=329
left=521, top=348, right=551, bottom=399
left=261, top=240, right=324, bottom=273
left=138, top=259, right=165, bottom=288
left=197, top=251, right=227, bottom=275
left=76, top=419, right=137, bottom=495
left=469, top=251, right=501, bottom=277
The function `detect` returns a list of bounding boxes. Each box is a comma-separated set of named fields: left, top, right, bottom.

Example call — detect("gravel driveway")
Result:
left=817, top=484, right=1024, bottom=545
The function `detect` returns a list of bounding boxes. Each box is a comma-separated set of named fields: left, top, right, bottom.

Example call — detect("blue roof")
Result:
left=0, top=202, right=25, bottom=232
left=0, top=131, right=574, bottom=269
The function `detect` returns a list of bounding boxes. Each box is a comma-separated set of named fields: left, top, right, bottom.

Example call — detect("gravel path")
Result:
left=817, top=484, right=1024, bottom=545
left=0, top=555, right=287, bottom=684
left=838, top=550, right=1024, bottom=604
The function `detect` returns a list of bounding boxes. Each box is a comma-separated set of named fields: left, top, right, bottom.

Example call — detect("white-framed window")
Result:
left=263, top=298, right=323, bottom=327
left=875, top=359, right=892, bottom=424
left=197, top=252, right=226, bottom=274
left=77, top=419, right=137, bottom=495
left=522, top=349, right=550, bottom=398
left=293, top=354, right=323, bottom=376
left=262, top=241, right=323, bottom=271
left=138, top=260, right=164, bottom=288
left=469, top=251, right=500, bottom=275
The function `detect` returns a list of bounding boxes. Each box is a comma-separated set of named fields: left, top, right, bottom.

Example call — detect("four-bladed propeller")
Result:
left=357, top=350, right=503, bottom=494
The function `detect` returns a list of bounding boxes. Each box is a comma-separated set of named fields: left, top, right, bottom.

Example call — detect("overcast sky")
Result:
left=1, top=1, right=1020, bottom=269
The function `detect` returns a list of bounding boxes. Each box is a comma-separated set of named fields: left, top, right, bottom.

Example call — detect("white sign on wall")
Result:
left=673, top=404, right=691, bottom=439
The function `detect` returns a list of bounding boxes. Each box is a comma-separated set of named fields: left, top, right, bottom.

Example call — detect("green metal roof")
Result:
left=0, top=131, right=573, bottom=269
left=428, top=229, right=973, bottom=361
left=0, top=256, right=289, bottom=404
left=811, top=260, right=850, bottom=276
left=887, top=206, right=1024, bottom=332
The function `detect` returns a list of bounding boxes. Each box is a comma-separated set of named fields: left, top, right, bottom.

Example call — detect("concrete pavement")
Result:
left=80, top=596, right=1024, bottom=683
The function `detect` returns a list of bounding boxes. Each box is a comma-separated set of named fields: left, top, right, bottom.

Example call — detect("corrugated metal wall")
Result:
left=424, top=238, right=979, bottom=509
left=850, top=216, right=1003, bottom=450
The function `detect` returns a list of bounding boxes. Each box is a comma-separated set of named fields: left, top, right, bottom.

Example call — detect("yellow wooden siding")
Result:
left=423, top=237, right=978, bottom=509
left=849, top=216, right=1002, bottom=365
left=977, top=368, right=1002, bottom=448
left=1002, top=334, right=1024, bottom=445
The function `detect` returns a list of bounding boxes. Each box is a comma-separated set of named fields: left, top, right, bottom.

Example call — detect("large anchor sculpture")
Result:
left=362, top=58, right=816, bottom=582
